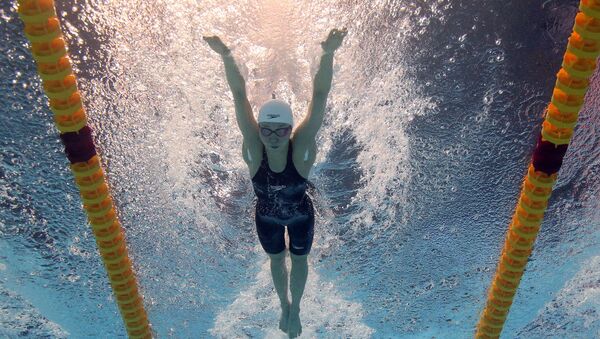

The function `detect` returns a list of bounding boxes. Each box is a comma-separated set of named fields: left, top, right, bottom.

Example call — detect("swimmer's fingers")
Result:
left=321, top=27, right=348, bottom=53
left=202, top=35, right=220, bottom=43
left=332, top=27, right=348, bottom=37
left=203, top=35, right=230, bottom=55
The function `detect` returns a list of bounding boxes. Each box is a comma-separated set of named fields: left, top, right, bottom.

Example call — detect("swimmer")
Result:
left=204, top=28, right=347, bottom=338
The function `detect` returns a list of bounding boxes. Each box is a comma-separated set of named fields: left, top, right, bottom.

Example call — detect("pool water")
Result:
left=1, top=0, right=599, bottom=337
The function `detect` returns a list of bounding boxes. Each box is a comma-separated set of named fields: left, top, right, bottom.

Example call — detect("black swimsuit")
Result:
left=251, top=142, right=314, bottom=255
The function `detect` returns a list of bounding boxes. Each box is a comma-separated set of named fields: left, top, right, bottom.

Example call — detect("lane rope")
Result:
left=17, top=1, right=152, bottom=337
left=476, top=1, right=600, bottom=337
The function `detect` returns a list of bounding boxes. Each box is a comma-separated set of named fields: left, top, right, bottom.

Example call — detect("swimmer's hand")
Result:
left=203, top=35, right=231, bottom=56
left=321, top=28, right=348, bottom=53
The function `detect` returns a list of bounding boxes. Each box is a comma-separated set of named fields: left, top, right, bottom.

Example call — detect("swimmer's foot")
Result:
left=287, top=306, right=302, bottom=338
left=279, top=302, right=290, bottom=333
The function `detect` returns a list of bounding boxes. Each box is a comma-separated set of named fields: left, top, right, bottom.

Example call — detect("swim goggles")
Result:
left=260, top=126, right=292, bottom=137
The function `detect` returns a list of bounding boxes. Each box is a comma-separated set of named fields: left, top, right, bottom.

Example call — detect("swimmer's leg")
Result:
left=268, top=249, right=290, bottom=333
left=288, top=252, right=308, bottom=338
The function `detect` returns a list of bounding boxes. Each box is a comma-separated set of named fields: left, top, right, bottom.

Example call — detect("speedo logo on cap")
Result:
left=267, top=114, right=280, bottom=119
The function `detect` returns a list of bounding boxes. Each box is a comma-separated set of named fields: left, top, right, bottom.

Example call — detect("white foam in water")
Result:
left=210, top=249, right=374, bottom=338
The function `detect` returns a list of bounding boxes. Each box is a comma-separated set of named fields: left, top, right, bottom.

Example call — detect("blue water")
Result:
left=1, top=0, right=599, bottom=338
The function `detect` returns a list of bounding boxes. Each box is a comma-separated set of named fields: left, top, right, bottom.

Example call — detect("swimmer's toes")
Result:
left=287, top=310, right=302, bottom=338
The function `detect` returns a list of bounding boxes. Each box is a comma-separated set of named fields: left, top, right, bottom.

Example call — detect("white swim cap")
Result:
left=258, top=99, right=293, bottom=127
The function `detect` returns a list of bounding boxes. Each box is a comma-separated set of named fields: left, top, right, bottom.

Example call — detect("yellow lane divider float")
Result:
left=476, top=0, right=600, bottom=338
left=17, top=1, right=152, bottom=337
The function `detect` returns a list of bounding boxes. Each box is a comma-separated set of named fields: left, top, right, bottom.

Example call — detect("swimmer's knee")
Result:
left=268, top=249, right=287, bottom=261
left=290, top=251, right=309, bottom=261
left=289, top=241, right=310, bottom=257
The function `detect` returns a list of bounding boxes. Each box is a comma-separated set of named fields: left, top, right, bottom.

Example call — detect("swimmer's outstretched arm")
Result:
left=203, top=36, right=258, bottom=138
left=202, top=36, right=246, bottom=95
left=296, top=28, right=348, bottom=140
